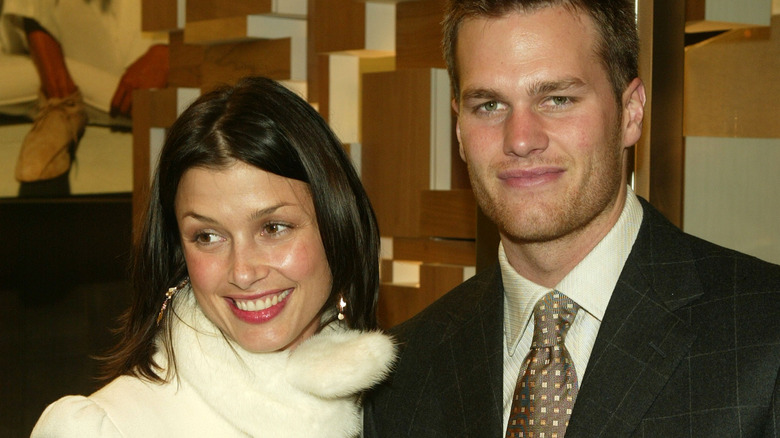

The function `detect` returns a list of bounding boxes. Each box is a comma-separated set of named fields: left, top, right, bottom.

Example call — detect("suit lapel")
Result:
left=567, top=200, right=703, bottom=437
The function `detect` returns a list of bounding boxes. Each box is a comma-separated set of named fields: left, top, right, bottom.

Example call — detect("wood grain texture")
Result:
left=169, top=32, right=291, bottom=90
left=419, top=189, right=476, bottom=239
left=186, top=0, right=273, bottom=23
left=362, top=69, right=434, bottom=237
left=321, top=50, right=396, bottom=142
left=378, top=283, right=422, bottom=329
left=201, top=39, right=292, bottom=90
left=142, top=0, right=178, bottom=32
left=393, top=236, right=476, bottom=266
left=377, top=263, right=469, bottom=328
left=131, top=88, right=178, bottom=235
left=396, top=0, right=446, bottom=69
left=168, top=31, right=205, bottom=88
left=184, top=16, right=252, bottom=44
left=648, top=0, right=685, bottom=227
left=307, top=0, right=366, bottom=104
left=420, top=263, right=467, bottom=300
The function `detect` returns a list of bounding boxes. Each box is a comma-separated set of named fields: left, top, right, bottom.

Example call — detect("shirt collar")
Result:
left=502, top=186, right=644, bottom=354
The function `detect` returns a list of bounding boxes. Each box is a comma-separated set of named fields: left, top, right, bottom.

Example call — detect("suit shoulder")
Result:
left=641, top=198, right=780, bottom=293
left=685, top=232, right=780, bottom=292
left=389, top=265, right=501, bottom=349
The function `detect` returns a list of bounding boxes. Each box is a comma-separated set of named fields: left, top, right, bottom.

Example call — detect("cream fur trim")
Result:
left=287, top=327, right=396, bottom=398
left=168, top=288, right=396, bottom=437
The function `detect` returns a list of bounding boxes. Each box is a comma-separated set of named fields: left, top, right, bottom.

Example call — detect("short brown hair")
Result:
left=443, top=0, right=639, bottom=105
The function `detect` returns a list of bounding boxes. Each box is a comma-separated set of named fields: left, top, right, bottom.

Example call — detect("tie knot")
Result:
left=531, top=290, right=579, bottom=348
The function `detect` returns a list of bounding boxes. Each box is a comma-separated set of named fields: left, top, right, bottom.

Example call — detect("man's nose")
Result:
left=503, top=108, right=549, bottom=157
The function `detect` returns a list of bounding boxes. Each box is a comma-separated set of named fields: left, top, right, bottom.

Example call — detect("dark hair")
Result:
left=442, top=0, right=639, bottom=106
left=102, top=76, right=380, bottom=383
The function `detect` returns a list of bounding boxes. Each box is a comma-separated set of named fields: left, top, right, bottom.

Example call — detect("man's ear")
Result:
left=621, top=77, right=646, bottom=148
left=452, top=99, right=466, bottom=162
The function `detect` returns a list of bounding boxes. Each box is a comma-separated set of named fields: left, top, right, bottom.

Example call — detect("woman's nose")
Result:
left=228, top=243, right=270, bottom=290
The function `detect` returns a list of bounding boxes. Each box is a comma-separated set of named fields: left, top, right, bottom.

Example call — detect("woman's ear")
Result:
left=621, top=77, right=646, bottom=148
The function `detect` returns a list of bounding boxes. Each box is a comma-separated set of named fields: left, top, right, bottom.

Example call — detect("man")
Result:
left=363, top=0, right=780, bottom=436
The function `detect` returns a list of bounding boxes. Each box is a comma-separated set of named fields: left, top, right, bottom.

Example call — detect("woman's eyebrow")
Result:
left=249, top=202, right=294, bottom=221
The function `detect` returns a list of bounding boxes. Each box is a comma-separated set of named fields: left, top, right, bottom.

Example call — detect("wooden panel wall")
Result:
left=362, top=69, right=434, bottom=239
left=133, top=0, right=776, bottom=328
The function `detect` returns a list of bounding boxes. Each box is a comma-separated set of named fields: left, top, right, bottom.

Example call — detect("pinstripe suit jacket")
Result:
left=364, top=199, right=780, bottom=437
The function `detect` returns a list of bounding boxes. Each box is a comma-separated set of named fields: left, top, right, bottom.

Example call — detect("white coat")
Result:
left=31, top=289, right=396, bottom=437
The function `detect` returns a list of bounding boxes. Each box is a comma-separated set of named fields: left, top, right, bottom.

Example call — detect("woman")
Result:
left=32, top=76, right=396, bottom=437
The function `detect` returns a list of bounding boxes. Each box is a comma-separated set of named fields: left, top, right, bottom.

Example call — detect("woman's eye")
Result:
left=263, top=222, right=291, bottom=235
left=194, top=232, right=222, bottom=244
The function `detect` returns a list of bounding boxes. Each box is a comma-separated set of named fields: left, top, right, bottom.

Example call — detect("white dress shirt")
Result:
left=501, top=187, right=644, bottom=430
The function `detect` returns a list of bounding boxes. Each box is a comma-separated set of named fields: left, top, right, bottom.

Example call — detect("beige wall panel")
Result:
left=684, top=137, right=780, bottom=265
left=702, top=0, right=772, bottom=25
left=684, top=16, right=780, bottom=138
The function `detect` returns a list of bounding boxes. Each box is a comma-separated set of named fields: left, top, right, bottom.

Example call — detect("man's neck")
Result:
left=502, top=186, right=628, bottom=288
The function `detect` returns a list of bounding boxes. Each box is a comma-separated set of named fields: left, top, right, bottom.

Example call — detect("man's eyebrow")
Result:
left=460, top=87, right=503, bottom=102
left=527, top=78, right=585, bottom=96
left=459, top=78, right=586, bottom=102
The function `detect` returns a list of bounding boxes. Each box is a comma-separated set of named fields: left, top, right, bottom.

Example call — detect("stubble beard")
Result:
left=469, top=124, right=625, bottom=245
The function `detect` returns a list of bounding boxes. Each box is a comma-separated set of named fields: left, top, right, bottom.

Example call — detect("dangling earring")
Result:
left=156, top=278, right=190, bottom=325
left=337, top=295, right=347, bottom=321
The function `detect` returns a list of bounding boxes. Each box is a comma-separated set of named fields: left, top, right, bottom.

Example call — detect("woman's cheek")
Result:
left=184, top=249, right=223, bottom=289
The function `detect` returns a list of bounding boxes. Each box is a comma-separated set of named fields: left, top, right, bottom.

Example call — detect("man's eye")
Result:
left=480, top=101, right=500, bottom=111
left=550, top=96, right=571, bottom=106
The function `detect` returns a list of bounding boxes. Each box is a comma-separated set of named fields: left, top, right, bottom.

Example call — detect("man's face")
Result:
left=453, top=7, right=643, bottom=245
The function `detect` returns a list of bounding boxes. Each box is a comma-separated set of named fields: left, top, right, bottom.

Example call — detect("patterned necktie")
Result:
left=506, top=291, right=580, bottom=438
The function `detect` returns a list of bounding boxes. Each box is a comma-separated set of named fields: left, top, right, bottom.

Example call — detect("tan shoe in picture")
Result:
left=14, top=89, right=88, bottom=182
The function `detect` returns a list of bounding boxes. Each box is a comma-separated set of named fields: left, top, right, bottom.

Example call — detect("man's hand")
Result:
left=110, top=44, right=169, bottom=117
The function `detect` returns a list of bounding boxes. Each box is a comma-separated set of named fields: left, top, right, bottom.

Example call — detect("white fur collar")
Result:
left=166, top=289, right=395, bottom=437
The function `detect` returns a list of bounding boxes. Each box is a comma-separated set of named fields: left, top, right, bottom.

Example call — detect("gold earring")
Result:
left=156, top=278, right=190, bottom=325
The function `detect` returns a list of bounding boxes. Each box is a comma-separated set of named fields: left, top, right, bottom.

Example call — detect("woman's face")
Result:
left=175, top=161, right=332, bottom=353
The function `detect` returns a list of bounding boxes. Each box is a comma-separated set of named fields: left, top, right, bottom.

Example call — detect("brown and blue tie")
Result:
left=506, top=291, right=580, bottom=438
